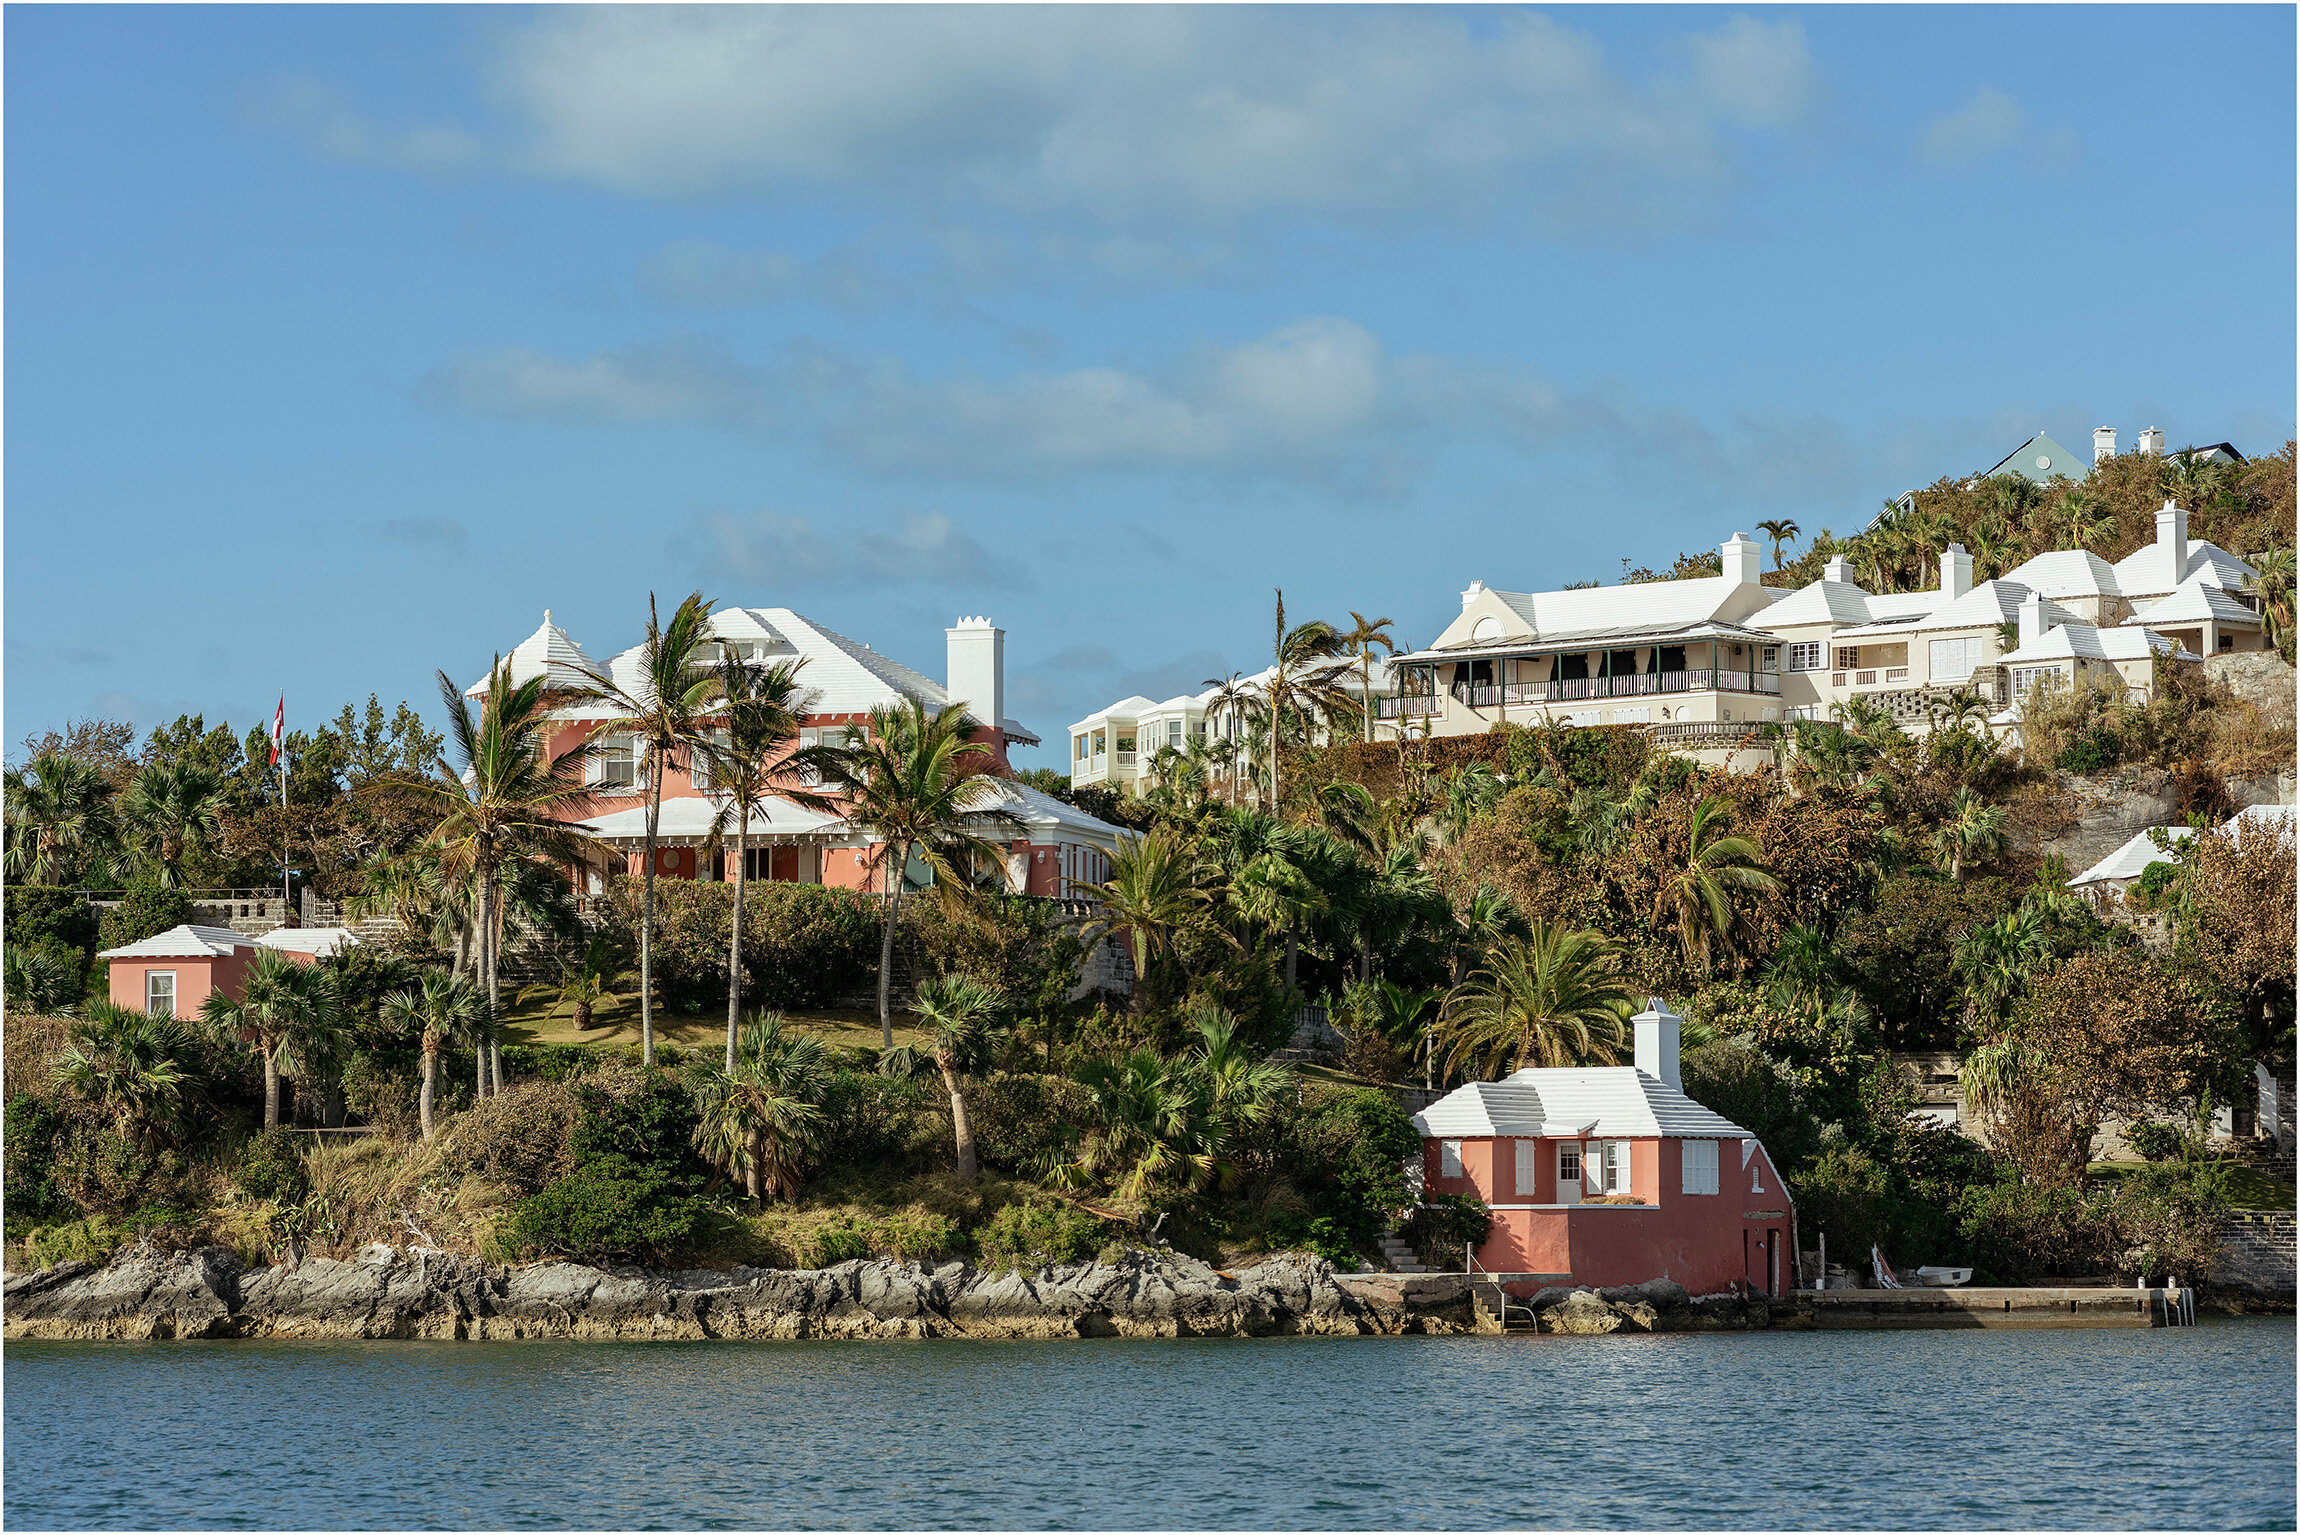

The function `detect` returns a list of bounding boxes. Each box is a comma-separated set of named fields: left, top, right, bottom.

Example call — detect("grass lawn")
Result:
left=2087, top=1159, right=2296, bottom=1211
left=497, top=989, right=930, bottom=1055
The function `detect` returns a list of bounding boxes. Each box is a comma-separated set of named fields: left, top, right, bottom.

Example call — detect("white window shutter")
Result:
left=1441, top=1140, right=1463, bottom=1178
left=1514, top=1140, right=1537, bottom=1197
left=1613, top=1140, right=1632, bottom=1194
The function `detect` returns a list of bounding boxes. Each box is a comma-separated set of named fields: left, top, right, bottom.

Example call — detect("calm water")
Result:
left=4, top=1320, right=2293, bottom=1530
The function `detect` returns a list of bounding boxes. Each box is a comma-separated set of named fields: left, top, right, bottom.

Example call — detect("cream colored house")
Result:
left=1069, top=660, right=1392, bottom=798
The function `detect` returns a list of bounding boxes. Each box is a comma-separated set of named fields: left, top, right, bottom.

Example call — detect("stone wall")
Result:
left=2213, top=1211, right=2296, bottom=1296
left=2203, top=651, right=2297, bottom=725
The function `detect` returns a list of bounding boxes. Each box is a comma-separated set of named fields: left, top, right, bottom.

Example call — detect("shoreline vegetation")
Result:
left=6, top=469, right=2296, bottom=1305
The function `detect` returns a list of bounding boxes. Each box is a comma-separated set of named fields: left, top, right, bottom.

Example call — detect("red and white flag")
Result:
left=270, top=696, right=286, bottom=767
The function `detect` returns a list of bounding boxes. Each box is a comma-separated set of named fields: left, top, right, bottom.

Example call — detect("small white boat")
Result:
left=1913, top=1266, right=1974, bottom=1287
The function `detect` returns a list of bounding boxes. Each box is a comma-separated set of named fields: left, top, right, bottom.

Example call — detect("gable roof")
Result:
left=1487, top=575, right=1779, bottom=641
left=2124, top=576, right=2263, bottom=630
left=2113, top=537, right=2258, bottom=601
left=1832, top=579, right=2063, bottom=641
left=1999, top=549, right=2124, bottom=601
left=980, top=780, right=1129, bottom=852
left=1411, top=1067, right=1755, bottom=1141
left=465, top=611, right=603, bottom=698
left=255, top=927, right=363, bottom=959
left=2067, top=826, right=2194, bottom=887
left=2001, top=620, right=2184, bottom=666
left=98, top=924, right=251, bottom=960
left=1756, top=578, right=1882, bottom=629
left=1983, top=433, right=2089, bottom=483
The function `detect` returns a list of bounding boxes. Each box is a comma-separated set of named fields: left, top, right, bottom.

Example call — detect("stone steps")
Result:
left=1376, top=1232, right=1430, bottom=1275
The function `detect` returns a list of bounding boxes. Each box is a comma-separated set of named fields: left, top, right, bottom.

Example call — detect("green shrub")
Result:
left=500, top=1043, right=607, bottom=1082
left=4, top=886, right=99, bottom=955
left=2123, top=1120, right=2184, bottom=1163
left=1397, top=1193, right=1491, bottom=1271
left=23, top=1216, right=124, bottom=1268
left=339, top=1052, right=417, bottom=1135
left=906, top=897, right=1085, bottom=1022
left=962, top=1072, right=1096, bottom=1175
left=1264, top=1211, right=1361, bottom=1267
left=1280, top=1084, right=1422, bottom=1254
left=2055, top=727, right=2119, bottom=775
left=812, top=1069, right=937, bottom=1175
left=2128, top=861, right=2180, bottom=910
left=740, top=884, right=883, bottom=1008
left=976, top=1198, right=1108, bottom=1269
left=809, top=1215, right=875, bottom=1266
left=502, top=1153, right=708, bottom=1264
left=876, top=1210, right=964, bottom=1261
left=3, top=1092, right=70, bottom=1220
left=1953, top=1177, right=2115, bottom=1282
left=233, top=1130, right=309, bottom=1204
left=439, top=1080, right=580, bottom=1196
left=96, top=880, right=194, bottom=953
left=570, top=1063, right=708, bottom=1189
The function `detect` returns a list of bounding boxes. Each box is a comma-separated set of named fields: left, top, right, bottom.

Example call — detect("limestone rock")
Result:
left=1542, top=1289, right=1623, bottom=1335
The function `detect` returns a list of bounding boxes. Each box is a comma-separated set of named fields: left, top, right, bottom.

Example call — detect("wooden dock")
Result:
left=1784, top=1286, right=2198, bottom=1329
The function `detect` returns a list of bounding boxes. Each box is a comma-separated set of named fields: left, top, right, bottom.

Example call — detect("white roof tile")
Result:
left=1756, top=579, right=1881, bottom=630
left=1411, top=1067, right=1754, bottom=1141
left=2002, top=621, right=2183, bottom=666
left=1999, top=549, right=2125, bottom=600
left=2067, top=827, right=2194, bottom=886
left=1833, top=579, right=2060, bottom=640
left=98, top=924, right=251, bottom=960
left=255, top=927, right=363, bottom=958
left=2114, top=537, right=2257, bottom=601
left=466, top=612, right=603, bottom=698
left=576, top=797, right=845, bottom=845
left=2124, top=577, right=2262, bottom=629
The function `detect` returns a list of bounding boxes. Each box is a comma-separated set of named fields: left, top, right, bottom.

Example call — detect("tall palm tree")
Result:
left=1934, top=787, right=2009, bottom=881
left=1339, top=612, right=1398, bottom=743
left=879, top=974, right=1005, bottom=1180
left=693, top=656, right=836, bottom=1071
left=422, top=660, right=602, bottom=1044
left=1233, top=844, right=1321, bottom=994
left=577, top=592, right=722, bottom=1064
left=2247, top=546, right=2294, bottom=656
left=54, top=1002, right=205, bottom=1149
left=692, top=1011, right=832, bottom=1205
left=1448, top=882, right=1527, bottom=987
left=1073, top=829, right=1218, bottom=1011
left=817, top=698, right=1020, bottom=1049
left=2058, top=488, right=2114, bottom=551
left=1199, top=672, right=1257, bottom=803
left=117, top=760, right=228, bottom=887
left=1755, top=518, right=1802, bottom=572
left=1259, top=590, right=1350, bottom=812
left=200, top=947, right=351, bottom=1130
left=380, top=969, right=491, bottom=1140
left=3, top=751, right=118, bottom=886
left=1437, top=923, right=1634, bottom=1080
left=1653, top=795, right=1780, bottom=976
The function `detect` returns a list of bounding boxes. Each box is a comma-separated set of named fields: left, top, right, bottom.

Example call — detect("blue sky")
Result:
left=8, top=4, right=2293, bottom=770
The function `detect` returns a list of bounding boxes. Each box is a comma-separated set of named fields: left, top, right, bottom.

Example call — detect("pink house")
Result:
left=471, top=608, right=1123, bottom=899
left=1413, top=1000, right=1796, bottom=1298
left=99, top=924, right=364, bottom=1016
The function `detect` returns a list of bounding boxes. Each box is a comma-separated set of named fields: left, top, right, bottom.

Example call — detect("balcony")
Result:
left=1378, top=695, right=1443, bottom=719
left=1114, top=751, right=1137, bottom=768
left=1475, top=670, right=1782, bottom=705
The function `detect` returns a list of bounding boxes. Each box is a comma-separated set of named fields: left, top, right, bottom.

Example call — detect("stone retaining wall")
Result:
left=2214, top=1211, right=2296, bottom=1296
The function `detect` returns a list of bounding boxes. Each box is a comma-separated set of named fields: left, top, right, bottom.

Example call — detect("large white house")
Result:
left=1068, top=659, right=1395, bottom=799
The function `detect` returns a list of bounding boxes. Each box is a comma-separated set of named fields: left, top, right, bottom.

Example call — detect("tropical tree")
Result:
left=1338, top=975, right=1443, bottom=1080
left=1188, top=1004, right=1295, bottom=1142
left=1072, top=829, right=1218, bottom=1012
left=817, top=698, right=1020, bottom=1048
left=1058, top=1050, right=1223, bottom=1202
left=1653, top=795, right=1781, bottom=976
left=116, top=761, right=229, bottom=887
left=380, top=969, right=491, bottom=1140
left=1257, top=589, right=1351, bottom=810
left=1447, top=882, right=1528, bottom=987
left=1933, top=787, right=2009, bottom=881
left=1233, top=844, right=1321, bottom=993
left=519, top=934, right=629, bottom=1033
left=54, top=1002, right=206, bottom=1149
left=1199, top=672, right=1258, bottom=803
left=4, top=751, right=118, bottom=886
left=693, top=655, right=836, bottom=1071
left=576, top=591, right=722, bottom=1064
left=1952, top=904, right=2051, bottom=1035
left=691, top=1012, right=832, bottom=1205
left=2058, top=487, right=2114, bottom=550
left=2248, top=546, right=2294, bottom=656
left=879, top=974, right=1005, bottom=1180
left=1339, top=611, right=1398, bottom=743
left=1755, top=518, right=1801, bottom=571
left=1437, top=923, right=1634, bottom=1079
left=419, top=660, right=600, bottom=1041
left=200, top=947, right=352, bottom=1130
left=4, top=942, right=83, bottom=1015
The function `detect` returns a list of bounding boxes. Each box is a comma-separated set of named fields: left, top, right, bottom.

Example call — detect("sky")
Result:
left=7, top=4, right=2293, bottom=771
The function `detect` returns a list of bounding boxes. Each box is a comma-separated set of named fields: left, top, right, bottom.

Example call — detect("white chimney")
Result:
left=2018, top=591, right=2048, bottom=650
left=2093, top=426, right=2117, bottom=464
left=2138, top=426, right=2165, bottom=457
left=1721, top=532, right=1762, bottom=586
left=1823, top=554, right=1849, bottom=584
left=1461, top=580, right=1486, bottom=611
left=945, top=617, right=1004, bottom=737
left=1632, top=997, right=1683, bottom=1090
left=1941, top=542, right=1972, bottom=601
left=2156, top=499, right=2188, bottom=580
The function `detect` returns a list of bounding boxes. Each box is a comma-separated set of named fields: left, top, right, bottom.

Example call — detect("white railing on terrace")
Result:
left=1450, top=669, right=1783, bottom=707
left=1114, top=751, right=1137, bottom=768
left=1378, top=695, right=1443, bottom=718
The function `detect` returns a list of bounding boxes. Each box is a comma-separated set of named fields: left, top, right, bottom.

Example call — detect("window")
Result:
left=691, top=729, right=729, bottom=791
left=1681, top=1139, right=1719, bottom=1195
left=1440, top=1140, right=1463, bottom=1178
left=1833, top=646, right=1860, bottom=670
left=1603, top=1140, right=1631, bottom=1194
left=594, top=735, right=637, bottom=790
left=1929, top=636, right=1982, bottom=683
left=1514, top=1139, right=1539, bottom=1196
left=144, top=970, right=176, bottom=1018
left=1785, top=642, right=1823, bottom=673
left=1742, top=1137, right=1764, bottom=1193
left=2011, top=665, right=2062, bottom=698
left=1557, top=1143, right=1581, bottom=1187
left=1167, top=719, right=1184, bottom=749
left=1760, top=646, right=1780, bottom=673
left=1076, top=736, right=1089, bottom=762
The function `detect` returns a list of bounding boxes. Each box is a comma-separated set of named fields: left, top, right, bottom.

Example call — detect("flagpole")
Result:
left=274, top=696, right=291, bottom=923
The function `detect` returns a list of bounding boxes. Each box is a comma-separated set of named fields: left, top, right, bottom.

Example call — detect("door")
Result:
left=1556, top=1143, right=1582, bottom=1205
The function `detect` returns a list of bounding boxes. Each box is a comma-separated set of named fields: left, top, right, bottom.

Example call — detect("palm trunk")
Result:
left=1285, top=921, right=1300, bottom=993
left=479, top=867, right=498, bottom=1098
left=476, top=1036, right=487, bottom=1101
left=641, top=771, right=663, bottom=1066
left=942, top=1058, right=979, bottom=1180
left=263, top=1043, right=282, bottom=1130
left=490, top=1040, right=504, bottom=1095
left=727, top=819, right=748, bottom=1073
left=746, top=1125, right=764, bottom=1207
left=876, top=840, right=909, bottom=1050
left=420, top=1045, right=438, bottom=1140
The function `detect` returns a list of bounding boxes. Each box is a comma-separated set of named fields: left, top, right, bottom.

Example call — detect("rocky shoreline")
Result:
left=1, top=1244, right=1775, bottom=1342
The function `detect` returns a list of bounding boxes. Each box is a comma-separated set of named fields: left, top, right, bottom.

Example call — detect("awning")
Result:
left=575, top=796, right=847, bottom=849
left=1390, top=619, right=1779, bottom=667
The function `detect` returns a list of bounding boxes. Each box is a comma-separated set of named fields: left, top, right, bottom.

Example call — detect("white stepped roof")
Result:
left=576, top=796, right=845, bottom=846
left=1757, top=578, right=1881, bottom=629
left=255, top=927, right=362, bottom=958
left=2231, top=803, right=2296, bottom=845
left=1833, top=579, right=2059, bottom=640
left=1490, top=575, right=1779, bottom=639
left=466, top=611, right=603, bottom=697
left=2002, top=621, right=2185, bottom=666
left=2067, top=827, right=2194, bottom=887
left=2000, top=549, right=2125, bottom=600
left=98, top=924, right=251, bottom=960
left=2124, top=577, right=2261, bottom=629
left=980, top=780, right=1128, bottom=852
left=1412, top=1067, right=1754, bottom=1141
left=2114, top=536, right=2257, bottom=601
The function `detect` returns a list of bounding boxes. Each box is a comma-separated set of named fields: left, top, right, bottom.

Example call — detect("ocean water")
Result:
left=4, top=1319, right=2292, bottom=1530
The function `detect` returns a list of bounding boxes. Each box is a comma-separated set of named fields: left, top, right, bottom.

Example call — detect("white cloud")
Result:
left=1917, top=86, right=2027, bottom=167
left=415, top=335, right=776, bottom=430
left=246, top=75, right=482, bottom=174
left=1684, top=16, right=1818, bottom=130
left=681, top=508, right=1030, bottom=592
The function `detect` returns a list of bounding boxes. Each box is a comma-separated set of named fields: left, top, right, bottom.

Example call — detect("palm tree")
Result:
left=1755, top=518, right=1802, bottom=572
left=1072, top=829, right=1217, bottom=1012
left=2058, top=488, right=2114, bottom=550
left=116, top=761, right=229, bottom=887
left=1437, top=923, right=1634, bottom=1079
left=520, top=934, right=628, bottom=1033
left=1062, top=1049, right=1223, bottom=1202
left=380, top=969, right=491, bottom=1140
left=817, top=698, right=1020, bottom=1049
left=1448, top=882, right=1527, bottom=987
left=4, top=752, right=118, bottom=886
left=1653, top=795, right=1780, bottom=976
left=1434, top=761, right=1504, bottom=845
left=1934, top=787, right=2009, bottom=881
left=2248, top=546, right=2294, bottom=655
left=1338, top=976, right=1443, bottom=1073
left=1925, top=685, right=1995, bottom=742
left=1339, top=612, right=1398, bottom=743
left=1232, top=844, right=1320, bottom=994
left=420, top=660, right=600, bottom=1044
left=200, top=947, right=351, bottom=1130
left=1258, top=590, right=1350, bottom=812
left=577, top=592, right=722, bottom=1064
left=1199, top=672, right=1257, bottom=803
left=4, top=942, right=83, bottom=1015
left=691, top=1011, right=832, bottom=1205
left=878, top=974, right=1004, bottom=1180
left=1953, top=905, right=2049, bottom=1034
left=54, top=1002, right=204, bottom=1149
left=693, top=656, right=836, bottom=1071
left=1188, top=1004, right=1295, bottom=1142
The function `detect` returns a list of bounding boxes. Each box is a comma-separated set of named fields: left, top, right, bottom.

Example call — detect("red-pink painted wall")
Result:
left=1422, top=1132, right=1794, bottom=1297
left=106, top=950, right=255, bottom=1016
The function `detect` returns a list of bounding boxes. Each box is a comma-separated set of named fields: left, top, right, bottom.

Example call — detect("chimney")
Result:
left=1721, top=532, right=1762, bottom=586
left=2018, top=590, right=2047, bottom=650
left=1941, top=542, right=1972, bottom=601
left=945, top=617, right=1004, bottom=739
left=1461, top=580, right=1486, bottom=611
left=1823, top=554, right=1849, bottom=583
left=2093, top=426, right=2117, bottom=464
left=2156, top=498, right=2188, bottom=579
left=1632, top=997, right=1683, bottom=1090
left=2139, top=426, right=2165, bottom=457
